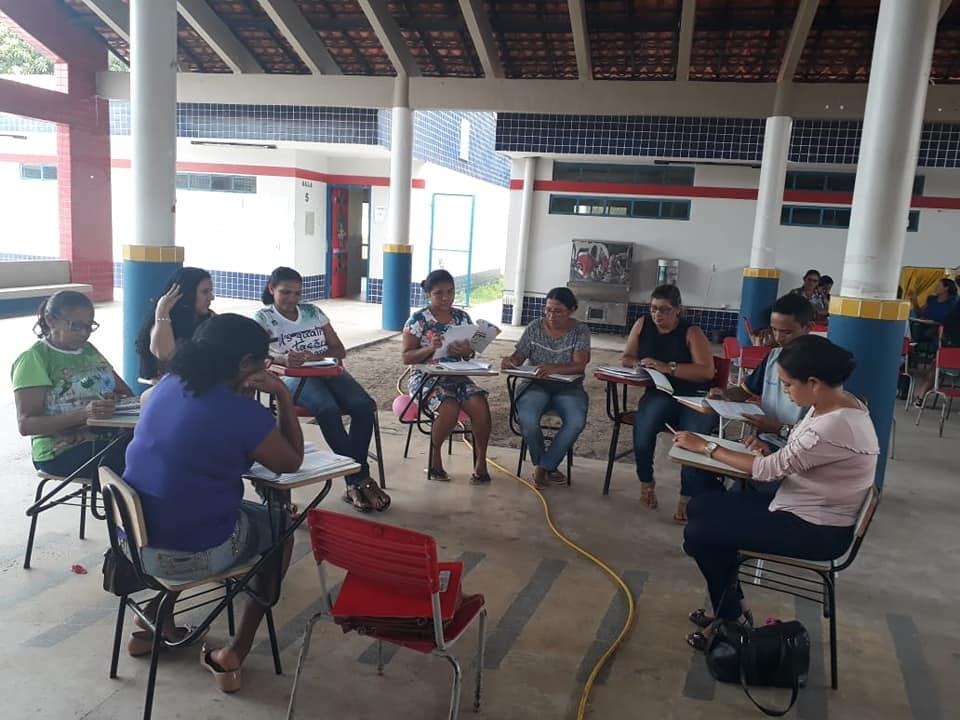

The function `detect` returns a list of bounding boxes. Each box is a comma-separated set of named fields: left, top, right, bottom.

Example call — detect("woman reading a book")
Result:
left=13, top=290, right=133, bottom=479
left=674, top=336, right=877, bottom=651
left=255, top=266, right=389, bottom=512
left=622, top=284, right=717, bottom=521
left=124, top=314, right=303, bottom=691
left=501, top=287, right=591, bottom=489
left=402, top=269, right=493, bottom=483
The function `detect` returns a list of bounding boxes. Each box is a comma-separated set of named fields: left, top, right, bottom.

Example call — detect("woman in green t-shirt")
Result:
left=12, top=291, right=133, bottom=478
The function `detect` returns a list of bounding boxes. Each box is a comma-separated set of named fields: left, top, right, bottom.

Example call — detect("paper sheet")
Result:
left=674, top=395, right=708, bottom=409
left=506, top=367, right=581, bottom=383
left=301, top=359, right=338, bottom=368
left=436, top=360, right=493, bottom=372
left=705, top=399, right=764, bottom=420
left=435, top=324, right=478, bottom=359
left=247, top=448, right=357, bottom=484
left=596, top=366, right=674, bottom=393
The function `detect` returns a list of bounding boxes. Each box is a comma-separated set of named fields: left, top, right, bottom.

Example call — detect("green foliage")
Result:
left=0, top=25, right=53, bottom=74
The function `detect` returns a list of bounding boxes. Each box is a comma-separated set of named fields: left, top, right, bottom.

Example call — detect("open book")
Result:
left=247, top=448, right=358, bottom=484
left=596, top=366, right=674, bottom=394
left=668, top=433, right=757, bottom=478
left=435, top=319, right=501, bottom=358
left=435, top=360, right=493, bottom=372
left=505, top=366, right=581, bottom=383
left=705, top=399, right=764, bottom=420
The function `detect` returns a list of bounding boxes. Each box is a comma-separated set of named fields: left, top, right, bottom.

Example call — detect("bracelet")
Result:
left=156, top=317, right=171, bottom=323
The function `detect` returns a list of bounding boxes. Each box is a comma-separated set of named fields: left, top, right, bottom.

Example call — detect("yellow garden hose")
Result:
left=464, top=438, right=636, bottom=720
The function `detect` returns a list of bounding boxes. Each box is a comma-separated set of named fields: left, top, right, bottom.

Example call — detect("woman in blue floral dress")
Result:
left=401, top=270, right=492, bottom=483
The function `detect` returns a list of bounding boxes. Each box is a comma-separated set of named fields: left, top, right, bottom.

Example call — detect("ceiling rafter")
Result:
left=675, top=0, right=696, bottom=81
left=356, top=0, right=421, bottom=76
left=457, top=0, right=504, bottom=78
left=78, top=0, right=129, bottom=43
left=778, top=0, right=819, bottom=83
left=177, top=0, right=264, bottom=73
left=567, top=0, right=591, bottom=80
left=256, top=0, right=342, bottom=74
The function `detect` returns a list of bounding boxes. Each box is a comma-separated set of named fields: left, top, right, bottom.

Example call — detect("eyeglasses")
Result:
left=649, top=305, right=676, bottom=315
left=63, top=320, right=100, bottom=333
left=544, top=307, right=570, bottom=316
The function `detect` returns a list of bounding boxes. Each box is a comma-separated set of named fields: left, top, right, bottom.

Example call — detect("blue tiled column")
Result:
left=738, top=268, right=780, bottom=346
left=122, top=245, right=182, bottom=389
left=383, top=244, right=412, bottom=330
left=828, top=299, right=910, bottom=487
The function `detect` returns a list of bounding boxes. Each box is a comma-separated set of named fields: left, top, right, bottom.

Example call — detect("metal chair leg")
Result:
left=286, top=613, right=323, bottom=720
left=474, top=609, right=487, bottom=711
left=377, top=640, right=384, bottom=676
left=266, top=607, right=282, bottom=675
left=566, top=448, right=573, bottom=486
left=142, top=592, right=175, bottom=720
left=79, top=485, right=88, bottom=540
left=109, top=597, right=126, bottom=679
left=373, top=411, right=386, bottom=489
left=602, top=423, right=621, bottom=496
left=516, top=439, right=526, bottom=476
left=226, top=581, right=236, bottom=637
left=826, top=578, right=838, bottom=690
left=23, top=478, right=49, bottom=569
left=403, top=423, right=414, bottom=458
left=441, top=653, right=463, bottom=720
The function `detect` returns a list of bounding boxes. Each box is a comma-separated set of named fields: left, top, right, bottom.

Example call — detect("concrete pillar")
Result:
left=382, top=74, right=414, bottom=331
left=738, top=115, right=791, bottom=345
left=123, top=0, right=182, bottom=387
left=511, top=156, right=537, bottom=326
left=828, top=0, right=941, bottom=486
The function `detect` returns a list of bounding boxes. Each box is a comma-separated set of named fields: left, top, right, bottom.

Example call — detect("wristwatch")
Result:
left=703, top=441, right=719, bottom=458
left=668, top=361, right=678, bottom=376
left=778, top=424, right=791, bottom=439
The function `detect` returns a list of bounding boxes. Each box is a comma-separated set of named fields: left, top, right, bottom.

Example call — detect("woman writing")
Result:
left=135, top=267, right=215, bottom=380
left=675, top=336, right=877, bottom=650
left=402, top=270, right=493, bottom=483
left=124, top=314, right=303, bottom=692
left=622, top=285, right=717, bottom=520
left=501, top=287, right=590, bottom=489
left=254, top=266, right=389, bottom=512
left=13, top=291, right=132, bottom=478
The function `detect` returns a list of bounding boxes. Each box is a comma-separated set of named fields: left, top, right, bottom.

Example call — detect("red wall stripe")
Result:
left=506, top=177, right=960, bottom=210
left=0, top=154, right=425, bottom=189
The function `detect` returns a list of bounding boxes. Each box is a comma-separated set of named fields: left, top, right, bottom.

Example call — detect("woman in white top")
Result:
left=254, top=267, right=389, bottom=513
left=674, top=335, right=878, bottom=650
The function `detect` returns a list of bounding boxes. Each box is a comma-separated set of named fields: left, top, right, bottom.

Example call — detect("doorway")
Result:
left=327, top=185, right=371, bottom=299
left=428, top=193, right=476, bottom=305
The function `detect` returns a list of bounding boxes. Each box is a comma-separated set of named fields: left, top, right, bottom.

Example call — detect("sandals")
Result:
left=470, top=472, right=492, bottom=485
left=688, top=609, right=714, bottom=629
left=201, top=645, right=241, bottom=693
left=640, top=483, right=659, bottom=510
left=547, top=470, right=568, bottom=485
left=673, top=497, right=690, bottom=524
left=342, top=486, right=373, bottom=513
left=686, top=631, right=712, bottom=652
left=356, top=477, right=391, bottom=511
left=128, top=624, right=206, bottom=657
left=427, top=467, right=450, bottom=482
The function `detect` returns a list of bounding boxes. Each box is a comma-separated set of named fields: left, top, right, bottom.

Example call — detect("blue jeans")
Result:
left=34, top=437, right=129, bottom=480
left=631, top=390, right=722, bottom=497
left=284, top=372, right=373, bottom=486
left=515, top=384, right=588, bottom=472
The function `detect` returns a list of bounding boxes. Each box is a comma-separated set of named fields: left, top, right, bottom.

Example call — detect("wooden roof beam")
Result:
left=567, top=0, right=592, bottom=80
left=458, top=0, right=504, bottom=78
left=356, top=0, right=421, bottom=77
left=256, top=0, right=342, bottom=74
left=177, top=0, right=264, bottom=74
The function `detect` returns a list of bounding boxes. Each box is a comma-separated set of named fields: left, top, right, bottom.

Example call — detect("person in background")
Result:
left=791, top=269, right=829, bottom=320
left=622, top=285, right=717, bottom=521
left=818, top=275, right=834, bottom=315
left=124, top=314, right=303, bottom=692
left=501, top=287, right=591, bottom=490
left=675, top=336, right=877, bottom=650
left=711, top=294, right=814, bottom=451
left=255, top=266, right=389, bottom=512
left=135, top=267, right=215, bottom=380
left=908, top=278, right=958, bottom=344
left=402, top=269, right=493, bottom=484
left=13, top=291, right=133, bottom=479
left=913, top=299, right=960, bottom=407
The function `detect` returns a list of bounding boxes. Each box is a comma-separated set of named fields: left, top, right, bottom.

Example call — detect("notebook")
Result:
left=596, top=366, right=674, bottom=394
left=705, top=399, right=764, bottom=420
left=667, top=433, right=756, bottom=478
left=505, top=366, right=581, bottom=383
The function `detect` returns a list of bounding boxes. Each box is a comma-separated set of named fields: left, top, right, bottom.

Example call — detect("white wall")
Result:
left=0, top=132, right=59, bottom=258
left=505, top=158, right=960, bottom=308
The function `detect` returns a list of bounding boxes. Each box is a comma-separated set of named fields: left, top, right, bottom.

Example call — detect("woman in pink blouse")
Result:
left=673, top=335, right=878, bottom=650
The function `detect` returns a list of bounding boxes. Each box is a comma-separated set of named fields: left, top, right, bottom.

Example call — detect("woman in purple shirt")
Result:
left=674, top=336, right=878, bottom=650
left=124, top=314, right=304, bottom=692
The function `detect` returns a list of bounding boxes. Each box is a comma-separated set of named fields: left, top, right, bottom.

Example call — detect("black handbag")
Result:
left=102, top=547, right=147, bottom=596
left=706, top=619, right=810, bottom=717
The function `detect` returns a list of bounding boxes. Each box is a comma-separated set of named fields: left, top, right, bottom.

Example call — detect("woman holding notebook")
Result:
left=621, top=284, right=718, bottom=521
left=674, top=336, right=877, bottom=650
left=501, top=287, right=591, bottom=489
left=255, top=267, right=389, bottom=513
left=402, top=269, right=493, bottom=483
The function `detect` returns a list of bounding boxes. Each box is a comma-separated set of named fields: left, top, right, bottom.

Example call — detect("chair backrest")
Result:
left=722, top=336, right=741, bottom=361
left=936, top=346, right=960, bottom=372
left=836, top=485, right=880, bottom=571
left=99, top=466, right=149, bottom=548
left=739, top=344, right=771, bottom=369
left=742, top=316, right=754, bottom=338
left=901, top=337, right=911, bottom=357
left=308, top=509, right=440, bottom=595
left=712, top=356, right=731, bottom=388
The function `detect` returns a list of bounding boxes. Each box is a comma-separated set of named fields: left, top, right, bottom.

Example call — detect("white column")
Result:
left=131, top=0, right=177, bottom=248
left=511, top=156, right=538, bottom=326
left=749, top=115, right=792, bottom=268
left=840, top=0, right=940, bottom=299
left=387, top=74, right=413, bottom=248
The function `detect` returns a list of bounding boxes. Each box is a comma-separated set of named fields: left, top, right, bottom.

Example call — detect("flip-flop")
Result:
left=127, top=624, right=208, bottom=657
left=688, top=609, right=714, bottom=629
left=342, top=487, right=373, bottom=513
left=427, top=468, right=450, bottom=482
left=686, top=631, right=711, bottom=652
left=356, top=478, right=391, bottom=511
left=547, top=471, right=568, bottom=485
left=470, top=472, right=492, bottom=485
left=201, top=645, right=242, bottom=693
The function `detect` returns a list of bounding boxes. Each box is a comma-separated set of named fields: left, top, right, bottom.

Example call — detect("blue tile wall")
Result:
left=0, top=114, right=54, bottom=133
left=413, top=111, right=510, bottom=187
left=112, top=263, right=324, bottom=302
left=503, top=293, right=738, bottom=339
left=495, top=114, right=960, bottom=168
left=362, top=278, right=427, bottom=309
left=0, top=253, right=57, bottom=261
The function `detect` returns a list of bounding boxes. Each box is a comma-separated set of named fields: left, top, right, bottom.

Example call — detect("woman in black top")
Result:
left=622, top=285, right=718, bottom=520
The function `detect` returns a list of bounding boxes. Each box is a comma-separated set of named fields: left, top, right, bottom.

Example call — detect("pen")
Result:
left=664, top=423, right=678, bottom=435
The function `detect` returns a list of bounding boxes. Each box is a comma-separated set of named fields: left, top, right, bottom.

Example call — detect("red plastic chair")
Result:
left=737, top=345, right=772, bottom=384
left=722, top=336, right=741, bottom=361
left=286, top=509, right=487, bottom=720
left=915, top=346, right=960, bottom=437
left=392, top=368, right=470, bottom=460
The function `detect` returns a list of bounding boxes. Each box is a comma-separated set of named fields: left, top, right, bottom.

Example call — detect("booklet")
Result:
left=247, top=448, right=357, bottom=484
left=705, top=399, right=764, bottom=420
left=301, top=358, right=339, bottom=368
left=435, top=319, right=501, bottom=359
left=505, top=366, right=581, bottom=383
left=435, top=360, right=493, bottom=372
left=596, top=366, right=674, bottom=395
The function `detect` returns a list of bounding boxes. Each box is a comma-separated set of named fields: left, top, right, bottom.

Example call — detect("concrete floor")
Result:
left=0, top=304, right=958, bottom=719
